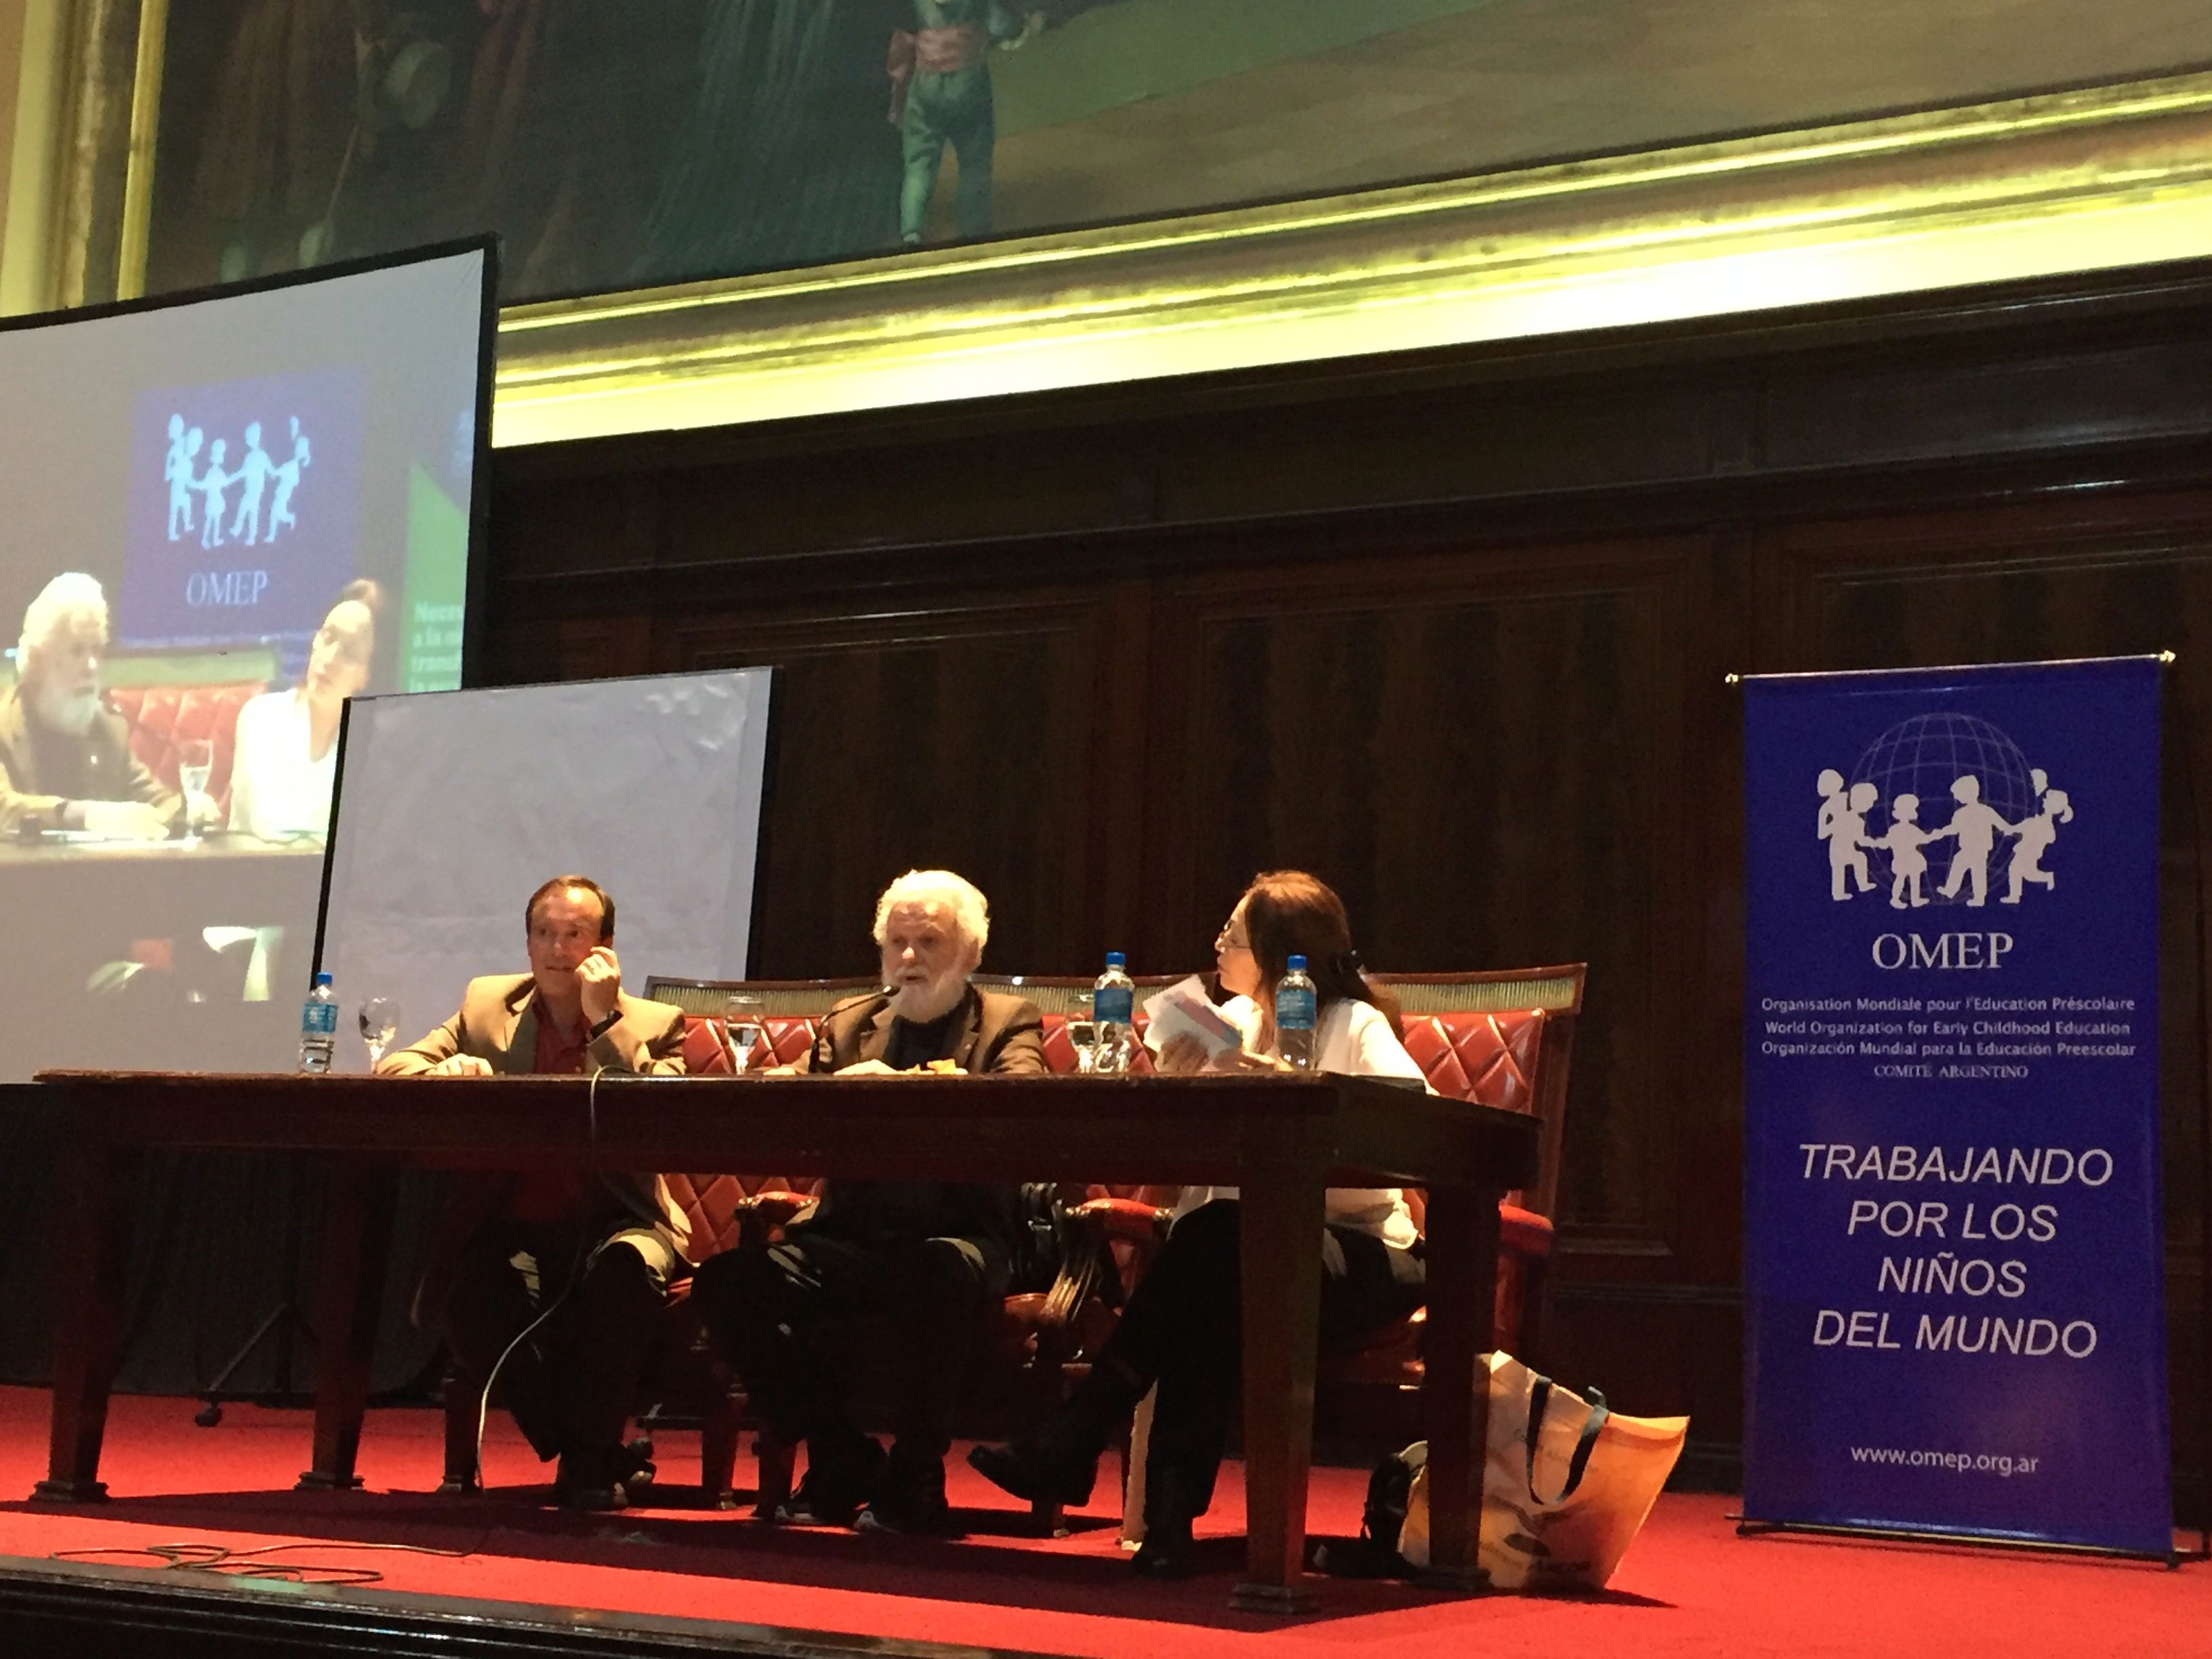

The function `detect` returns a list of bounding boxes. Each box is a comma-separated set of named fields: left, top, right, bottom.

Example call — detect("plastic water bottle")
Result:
left=1092, top=951, right=1135, bottom=1075
left=298, top=971, right=337, bottom=1073
left=1276, top=954, right=1317, bottom=1071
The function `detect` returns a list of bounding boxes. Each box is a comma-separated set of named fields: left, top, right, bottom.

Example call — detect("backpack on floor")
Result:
left=1314, top=1440, right=1427, bottom=1578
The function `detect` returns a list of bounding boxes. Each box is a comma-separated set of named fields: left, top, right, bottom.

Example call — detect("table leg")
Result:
left=34, top=1141, right=138, bottom=1503
left=1418, top=1182, right=1501, bottom=1591
left=298, top=1162, right=395, bottom=1491
left=1231, top=1155, right=1325, bottom=1614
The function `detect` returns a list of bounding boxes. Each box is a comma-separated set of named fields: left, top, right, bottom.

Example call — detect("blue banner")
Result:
left=1742, top=658, right=2171, bottom=1555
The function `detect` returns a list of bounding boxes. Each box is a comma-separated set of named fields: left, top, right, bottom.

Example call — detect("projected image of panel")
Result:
left=0, top=243, right=493, bottom=1082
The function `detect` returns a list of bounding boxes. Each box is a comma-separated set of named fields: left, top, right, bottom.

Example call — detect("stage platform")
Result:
left=0, top=1386, right=2202, bottom=1658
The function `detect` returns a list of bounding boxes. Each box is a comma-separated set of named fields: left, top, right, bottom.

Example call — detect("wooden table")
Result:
left=25, top=1070, right=1537, bottom=1612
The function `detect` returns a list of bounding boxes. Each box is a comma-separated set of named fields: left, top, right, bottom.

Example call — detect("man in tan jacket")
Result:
left=377, top=874, right=687, bottom=1509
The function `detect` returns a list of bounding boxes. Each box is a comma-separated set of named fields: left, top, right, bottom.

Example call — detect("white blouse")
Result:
left=227, top=688, right=338, bottom=841
left=1169, top=996, right=1425, bottom=1250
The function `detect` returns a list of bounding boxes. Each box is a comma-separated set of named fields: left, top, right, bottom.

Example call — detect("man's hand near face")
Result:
left=575, top=945, right=623, bottom=1028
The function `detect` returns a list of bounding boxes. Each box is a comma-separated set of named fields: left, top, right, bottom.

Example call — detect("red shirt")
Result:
left=531, top=1001, right=593, bottom=1077
left=508, top=999, right=596, bottom=1223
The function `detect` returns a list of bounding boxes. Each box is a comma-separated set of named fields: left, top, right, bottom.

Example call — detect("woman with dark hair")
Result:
left=970, top=870, right=1429, bottom=1575
left=227, top=579, right=384, bottom=840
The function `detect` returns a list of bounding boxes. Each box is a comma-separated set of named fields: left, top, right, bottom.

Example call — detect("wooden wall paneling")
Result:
left=644, top=423, right=1165, bottom=569
left=656, top=593, right=1121, bottom=980
left=478, top=613, right=654, bottom=689
left=1140, top=535, right=1711, bottom=1282
left=487, top=466, right=663, bottom=589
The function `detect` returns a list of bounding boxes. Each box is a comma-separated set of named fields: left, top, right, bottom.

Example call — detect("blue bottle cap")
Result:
left=314, top=971, right=333, bottom=986
left=1106, top=951, right=1126, bottom=967
left=1287, top=954, right=1307, bottom=971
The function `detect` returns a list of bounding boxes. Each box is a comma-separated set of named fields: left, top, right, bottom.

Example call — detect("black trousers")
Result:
left=1103, top=1199, right=1427, bottom=1515
left=693, top=1221, right=1011, bottom=1466
left=440, top=1216, right=676, bottom=1470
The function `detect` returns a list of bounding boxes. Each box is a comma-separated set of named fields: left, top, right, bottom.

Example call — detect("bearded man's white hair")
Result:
left=872, top=869, right=990, bottom=956
left=18, top=572, right=108, bottom=665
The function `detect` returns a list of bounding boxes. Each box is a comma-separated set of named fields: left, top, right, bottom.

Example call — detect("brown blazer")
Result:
left=380, top=972, right=690, bottom=1322
left=0, top=685, right=184, bottom=837
left=376, top=972, right=687, bottom=1078
left=800, top=983, right=1047, bottom=1075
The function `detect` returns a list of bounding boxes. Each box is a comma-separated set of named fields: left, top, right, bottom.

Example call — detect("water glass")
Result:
left=359, top=997, right=399, bottom=1067
left=723, top=994, right=766, bottom=1073
left=177, top=739, right=213, bottom=836
left=1065, top=1019, right=1099, bottom=1074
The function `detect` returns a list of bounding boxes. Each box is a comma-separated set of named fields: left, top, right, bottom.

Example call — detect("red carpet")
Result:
left=0, top=1386, right=2202, bottom=1656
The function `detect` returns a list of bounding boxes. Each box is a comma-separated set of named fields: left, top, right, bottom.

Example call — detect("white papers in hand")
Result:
left=1141, top=975, right=1245, bottom=1057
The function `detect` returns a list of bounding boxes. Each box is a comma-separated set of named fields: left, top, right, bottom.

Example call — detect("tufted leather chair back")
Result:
left=107, top=682, right=263, bottom=806
left=661, top=1171, right=827, bottom=1263
left=1398, top=1007, right=1547, bottom=1221
left=1372, top=966, right=1582, bottom=1225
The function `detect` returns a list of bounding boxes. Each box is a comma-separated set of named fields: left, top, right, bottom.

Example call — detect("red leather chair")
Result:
left=107, top=682, right=262, bottom=812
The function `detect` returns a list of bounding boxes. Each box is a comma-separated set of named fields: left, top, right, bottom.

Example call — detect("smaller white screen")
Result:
left=317, top=669, right=775, bottom=1070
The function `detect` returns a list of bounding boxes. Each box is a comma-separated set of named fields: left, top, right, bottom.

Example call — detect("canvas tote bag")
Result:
left=1400, top=1351, right=1687, bottom=1591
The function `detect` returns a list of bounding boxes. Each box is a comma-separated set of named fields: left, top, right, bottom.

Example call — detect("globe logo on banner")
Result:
left=1814, top=712, right=2073, bottom=911
left=119, top=367, right=362, bottom=651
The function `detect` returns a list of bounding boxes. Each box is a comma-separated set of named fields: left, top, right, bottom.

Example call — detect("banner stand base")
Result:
left=1732, top=1515, right=2195, bottom=1568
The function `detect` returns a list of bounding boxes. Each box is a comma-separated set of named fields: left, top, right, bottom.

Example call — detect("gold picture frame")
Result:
left=33, top=3, right=2212, bottom=445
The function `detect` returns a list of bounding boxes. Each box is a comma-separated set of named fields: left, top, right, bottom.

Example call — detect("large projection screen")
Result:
left=0, top=242, right=494, bottom=1082
left=316, top=670, right=776, bottom=1071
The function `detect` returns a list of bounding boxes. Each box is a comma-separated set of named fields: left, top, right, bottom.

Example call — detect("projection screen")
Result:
left=0, top=242, right=495, bottom=1081
left=316, top=669, right=777, bottom=1072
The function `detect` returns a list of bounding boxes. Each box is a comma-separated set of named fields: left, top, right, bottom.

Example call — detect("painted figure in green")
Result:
left=892, top=0, right=1029, bottom=245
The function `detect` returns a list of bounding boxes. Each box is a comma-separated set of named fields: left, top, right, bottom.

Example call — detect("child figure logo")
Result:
left=1815, top=713, right=2074, bottom=909
left=163, top=411, right=310, bottom=548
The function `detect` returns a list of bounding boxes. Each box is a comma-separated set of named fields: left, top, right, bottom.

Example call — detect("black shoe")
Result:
left=1132, top=1517, right=1197, bottom=1578
left=555, top=1446, right=636, bottom=1511
left=857, top=1454, right=955, bottom=1536
left=777, top=1434, right=885, bottom=1528
left=1132, top=1465, right=1204, bottom=1576
left=556, top=1438, right=656, bottom=1511
left=968, top=1429, right=1099, bottom=1509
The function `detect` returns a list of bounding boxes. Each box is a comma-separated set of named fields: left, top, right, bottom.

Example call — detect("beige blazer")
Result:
left=0, top=684, right=184, bottom=837
left=376, top=972, right=687, bottom=1078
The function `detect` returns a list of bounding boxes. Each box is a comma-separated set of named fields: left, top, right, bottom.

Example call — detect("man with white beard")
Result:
left=692, top=869, right=1044, bottom=1535
left=0, top=573, right=182, bottom=839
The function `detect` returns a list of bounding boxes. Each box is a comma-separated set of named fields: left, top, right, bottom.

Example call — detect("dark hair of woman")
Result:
left=1239, top=869, right=1404, bottom=1033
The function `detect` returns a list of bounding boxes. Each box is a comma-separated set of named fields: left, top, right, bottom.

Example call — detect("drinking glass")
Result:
left=722, top=994, right=766, bottom=1073
left=359, top=997, right=399, bottom=1067
left=1065, top=1018, right=1099, bottom=1075
left=177, top=739, right=213, bottom=838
